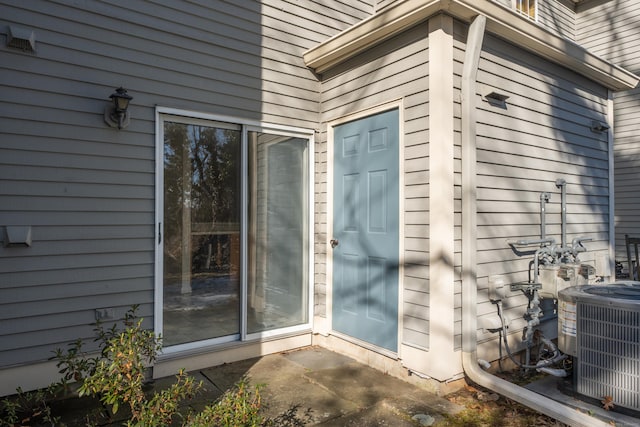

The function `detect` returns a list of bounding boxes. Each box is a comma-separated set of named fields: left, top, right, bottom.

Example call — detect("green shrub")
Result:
left=0, top=385, right=60, bottom=427
left=0, top=306, right=291, bottom=426
left=185, top=379, right=264, bottom=427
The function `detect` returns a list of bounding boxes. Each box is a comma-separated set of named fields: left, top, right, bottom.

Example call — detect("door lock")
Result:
left=330, top=239, right=339, bottom=248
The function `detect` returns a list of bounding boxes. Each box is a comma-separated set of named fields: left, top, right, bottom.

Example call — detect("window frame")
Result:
left=154, top=107, right=315, bottom=355
left=513, top=0, right=537, bottom=21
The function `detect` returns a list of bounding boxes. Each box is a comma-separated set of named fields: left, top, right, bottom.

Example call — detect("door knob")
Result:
left=330, top=239, right=339, bottom=248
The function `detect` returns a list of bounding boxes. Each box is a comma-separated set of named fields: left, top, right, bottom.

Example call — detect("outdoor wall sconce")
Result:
left=590, top=120, right=610, bottom=133
left=484, top=91, right=509, bottom=108
left=104, top=87, right=133, bottom=129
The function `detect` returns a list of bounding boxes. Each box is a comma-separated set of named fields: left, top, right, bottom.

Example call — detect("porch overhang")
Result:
left=303, top=0, right=639, bottom=91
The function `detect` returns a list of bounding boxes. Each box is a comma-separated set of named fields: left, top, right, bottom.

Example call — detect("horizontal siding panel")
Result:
left=402, top=329, right=428, bottom=349
left=477, top=46, right=607, bottom=109
left=0, top=314, right=154, bottom=367
left=0, top=147, right=154, bottom=173
left=0, top=252, right=153, bottom=274
left=0, top=291, right=152, bottom=322
left=577, top=1, right=640, bottom=73
left=1, top=132, right=152, bottom=161
left=2, top=277, right=151, bottom=306
left=477, top=151, right=607, bottom=180
left=404, top=251, right=429, bottom=267
left=477, top=163, right=608, bottom=187
left=405, top=171, right=428, bottom=187
left=0, top=265, right=154, bottom=289
left=404, top=298, right=429, bottom=319
left=405, top=224, right=428, bottom=239
left=477, top=136, right=607, bottom=169
left=0, top=212, right=152, bottom=227
left=538, top=0, right=575, bottom=40
left=0, top=196, right=151, bottom=213
left=0, top=238, right=152, bottom=262
left=1, top=312, right=100, bottom=337
left=1, top=181, right=152, bottom=200
left=403, top=273, right=428, bottom=289
left=405, top=198, right=429, bottom=212
left=0, top=165, right=152, bottom=187
left=3, top=0, right=357, bottom=370
left=403, top=312, right=429, bottom=331
left=320, top=26, right=428, bottom=115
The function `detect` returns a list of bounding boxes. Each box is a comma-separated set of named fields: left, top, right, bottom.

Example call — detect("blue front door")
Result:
left=332, top=109, right=399, bottom=352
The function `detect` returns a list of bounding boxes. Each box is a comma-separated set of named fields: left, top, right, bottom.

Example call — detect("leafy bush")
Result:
left=0, top=385, right=60, bottom=427
left=185, top=379, right=264, bottom=427
left=1, top=306, right=272, bottom=426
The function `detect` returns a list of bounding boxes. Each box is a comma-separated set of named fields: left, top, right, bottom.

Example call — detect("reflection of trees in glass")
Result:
left=190, top=126, right=240, bottom=227
left=163, top=122, right=241, bottom=278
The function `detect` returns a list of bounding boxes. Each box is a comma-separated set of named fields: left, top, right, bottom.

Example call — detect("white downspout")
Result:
left=460, top=14, right=609, bottom=427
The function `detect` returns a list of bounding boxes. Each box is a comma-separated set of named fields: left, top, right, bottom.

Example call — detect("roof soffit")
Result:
left=303, top=0, right=639, bottom=91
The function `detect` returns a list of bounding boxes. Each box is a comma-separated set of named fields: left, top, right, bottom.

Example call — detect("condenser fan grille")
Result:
left=577, top=302, right=640, bottom=412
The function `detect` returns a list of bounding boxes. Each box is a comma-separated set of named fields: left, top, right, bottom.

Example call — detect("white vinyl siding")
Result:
left=0, top=0, right=366, bottom=369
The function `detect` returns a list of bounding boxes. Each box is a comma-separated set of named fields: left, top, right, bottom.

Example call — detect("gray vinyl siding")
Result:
left=613, top=87, right=640, bottom=249
left=537, top=0, right=576, bottom=40
left=487, top=0, right=576, bottom=39
left=0, top=0, right=364, bottom=369
left=576, top=0, right=640, bottom=73
left=576, top=0, right=640, bottom=264
left=316, top=25, right=430, bottom=349
left=469, top=31, right=610, bottom=347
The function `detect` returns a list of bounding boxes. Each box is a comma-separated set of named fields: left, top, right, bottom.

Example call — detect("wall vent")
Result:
left=6, top=25, right=36, bottom=52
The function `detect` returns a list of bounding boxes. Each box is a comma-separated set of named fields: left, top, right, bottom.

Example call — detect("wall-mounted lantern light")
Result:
left=104, top=87, right=133, bottom=129
left=590, top=120, right=610, bottom=133
left=484, top=91, right=509, bottom=109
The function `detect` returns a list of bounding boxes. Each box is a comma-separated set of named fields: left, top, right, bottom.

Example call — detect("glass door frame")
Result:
left=154, top=107, right=315, bottom=355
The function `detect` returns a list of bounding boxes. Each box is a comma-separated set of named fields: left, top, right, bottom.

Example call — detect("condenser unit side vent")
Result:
left=577, top=302, right=640, bottom=412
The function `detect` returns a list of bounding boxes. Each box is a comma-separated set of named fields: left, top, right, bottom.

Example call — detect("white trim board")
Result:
left=303, top=0, right=639, bottom=91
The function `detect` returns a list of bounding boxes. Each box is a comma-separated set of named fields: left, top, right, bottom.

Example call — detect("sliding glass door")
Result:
left=157, top=111, right=311, bottom=350
left=247, top=132, right=309, bottom=334
left=162, top=120, right=241, bottom=346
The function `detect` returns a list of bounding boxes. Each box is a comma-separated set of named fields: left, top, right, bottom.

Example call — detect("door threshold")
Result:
left=330, top=330, right=398, bottom=360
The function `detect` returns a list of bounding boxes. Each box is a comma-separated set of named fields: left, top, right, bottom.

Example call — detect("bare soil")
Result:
left=436, top=371, right=568, bottom=427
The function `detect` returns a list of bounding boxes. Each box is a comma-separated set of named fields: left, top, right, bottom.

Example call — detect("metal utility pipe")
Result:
left=540, top=192, right=550, bottom=241
left=460, top=14, right=609, bottom=427
left=555, top=179, right=567, bottom=248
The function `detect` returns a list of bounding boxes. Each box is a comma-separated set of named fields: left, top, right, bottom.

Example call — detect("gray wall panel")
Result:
left=0, top=0, right=365, bottom=369
left=577, top=1, right=640, bottom=266
left=454, top=26, right=611, bottom=350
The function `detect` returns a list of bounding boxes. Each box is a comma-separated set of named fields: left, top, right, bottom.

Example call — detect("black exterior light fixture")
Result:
left=104, top=87, right=133, bottom=129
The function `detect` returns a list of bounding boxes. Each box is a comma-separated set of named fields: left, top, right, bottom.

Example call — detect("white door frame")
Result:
left=325, top=99, right=405, bottom=358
